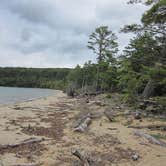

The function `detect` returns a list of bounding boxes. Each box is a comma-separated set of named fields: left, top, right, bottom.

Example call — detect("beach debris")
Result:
left=12, top=163, right=41, bottom=166
left=72, top=149, right=95, bottom=166
left=95, top=100, right=106, bottom=106
left=131, top=154, right=139, bottom=161
left=73, top=114, right=92, bottom=132
left=128, top=124, right=166, bottom=131
left=0, top=137, right=44, bottom=150
left=108, top=127, right=118, bottom=130
left=134, top=111, right=142, bottom=120
left=134, top=130, right=166, bottom=147
left=104, top=109, right=115, bottom=122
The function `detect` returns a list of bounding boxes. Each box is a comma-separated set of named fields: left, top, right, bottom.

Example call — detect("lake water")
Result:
left=0, top=86, right=56, bottom=105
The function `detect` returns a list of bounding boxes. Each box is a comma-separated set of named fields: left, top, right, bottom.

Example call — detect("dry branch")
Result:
left=12, top=164, right=40, bottom=166
left=0, top=137, right=44, bottom=150
left=72, top=149, right=90, bottom=166
left=74, top=117, right=91, bottom=132
left=104, top=110, right=114, bottom=122
left=134, top=130, right=166, bottom=147
left=129, top=124, right=166, bottom=131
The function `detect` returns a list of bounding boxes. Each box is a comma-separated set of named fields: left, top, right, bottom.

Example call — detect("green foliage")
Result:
left=118, top=0, right=166, bottom=101
left=86, top=26, right=119, bottom=91
left=142, top=0, right=166, bottom=24
left=0, top=67, right=71, bottom=90
left=88, top=26, right=118, bottom=63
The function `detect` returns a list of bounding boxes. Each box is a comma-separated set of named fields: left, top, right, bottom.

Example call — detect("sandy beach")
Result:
left=0, top=91, right=166, bottom=166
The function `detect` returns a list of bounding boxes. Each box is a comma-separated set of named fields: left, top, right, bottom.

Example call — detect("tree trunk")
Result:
left=72, top=149, right=90, bottom=166
left=73, top=117, right=91, bottom=132
left=0, top=137, right=44, bottom=150
left=134, top=130, right=166, bottom=147
left=142, top=79, right=155, bottom=98
left=96, top=65, right=100, bottom=92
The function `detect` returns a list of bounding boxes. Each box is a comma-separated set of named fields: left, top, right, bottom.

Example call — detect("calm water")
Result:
left=0, top=87, right=56, bottom=105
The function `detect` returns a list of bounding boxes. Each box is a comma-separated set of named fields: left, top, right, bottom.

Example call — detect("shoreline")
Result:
left=0, top=92, right=166, bottom=166
left=0, top=88, right=61, bottom=108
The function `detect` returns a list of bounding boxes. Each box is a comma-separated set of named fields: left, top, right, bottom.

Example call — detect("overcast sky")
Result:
left=0, top=0, right=148, bottom=68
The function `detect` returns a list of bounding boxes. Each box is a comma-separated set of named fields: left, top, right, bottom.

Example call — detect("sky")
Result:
left=0, top=0, right=148, bottom=68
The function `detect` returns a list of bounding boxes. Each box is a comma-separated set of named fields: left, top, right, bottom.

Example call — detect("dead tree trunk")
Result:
left=72, top=149, right=90, bottom=166
left=12, top=164, right=40, bottom=166
left=104, top=110, right=114, bottom=122
left=134, top=130, right=166, bottom=147
left=142, top=79, right=155, bottom=99
left=74, top=116, right=91, bottom=132
left=0, top=137, right=44, bottom=150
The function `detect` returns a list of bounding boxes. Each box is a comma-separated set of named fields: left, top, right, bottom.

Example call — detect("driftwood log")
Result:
left=0, top=137, right=44, bottom=150
left=73, top=113, right=91, bottom=128
left=134, top=130, right=166, bottom=147
left=73, top=112, right=103, bottom=132
left=12, top=164, right=40, bottom=166
left=72, top=149, right=90, bottom=166
left=74, top=115, right=92, bottom=132
left=128, top=124, right=166, bottom=131
left=104, top=110, right=114, bottom=122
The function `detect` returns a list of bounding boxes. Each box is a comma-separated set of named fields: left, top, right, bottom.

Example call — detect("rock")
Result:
left=116, top=106, right=121, bottom=109
left=86, top=98, right=89, bottom=103
left=132, top=154, right=139, bottom=161
left=134, top=111, right=141, bottom=120
left=138, top=102, right=146, bottom=109
left=95, top=101, right=106, bottom=106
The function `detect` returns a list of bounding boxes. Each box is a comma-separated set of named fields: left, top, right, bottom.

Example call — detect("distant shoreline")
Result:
left=0, top=87, right=59, bottom=107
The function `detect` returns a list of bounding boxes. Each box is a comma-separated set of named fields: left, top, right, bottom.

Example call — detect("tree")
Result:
left=87, top=26, right=118, bottom=91
left=88, top=26, right=118, bottom=63
left=120, top=0, right=166, bottom=98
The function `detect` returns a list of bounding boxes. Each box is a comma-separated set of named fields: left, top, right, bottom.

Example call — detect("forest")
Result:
left=0, top=67, right=71, bottom=90
left=67, top=0, right=166, bottom=103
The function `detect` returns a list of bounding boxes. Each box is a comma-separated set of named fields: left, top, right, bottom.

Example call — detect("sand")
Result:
left=0, top=91, right=166, bottom=166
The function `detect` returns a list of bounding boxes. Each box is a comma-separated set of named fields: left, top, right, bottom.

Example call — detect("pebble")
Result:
left=132, top=154, right=139, bottom=161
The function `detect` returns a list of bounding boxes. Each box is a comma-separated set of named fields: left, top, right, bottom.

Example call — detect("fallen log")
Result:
left=72, top=149, right=90, bottom=166
left=73, top=113, right=91, bottom=128
left=128, top=124, right=166, bottom=131
left=83, top=91, right=104, bottom=96
left=108, top=127, right=117, bottom=130
left=104, top=110, right=114, bottom=122
left=12, top=164, right=40, bottom=166
left=0, top=137, right=44, bottom=150
left=74, top=116, right=91, bottom=132
left=134, top=130, right=166, bottom=147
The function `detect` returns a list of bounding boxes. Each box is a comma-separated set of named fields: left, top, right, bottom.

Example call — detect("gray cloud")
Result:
left=0, top=0, right=148, bottom=68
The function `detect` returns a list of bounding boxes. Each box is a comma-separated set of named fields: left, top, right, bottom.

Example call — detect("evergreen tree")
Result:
left=88, top=26, right=118, bottom=91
